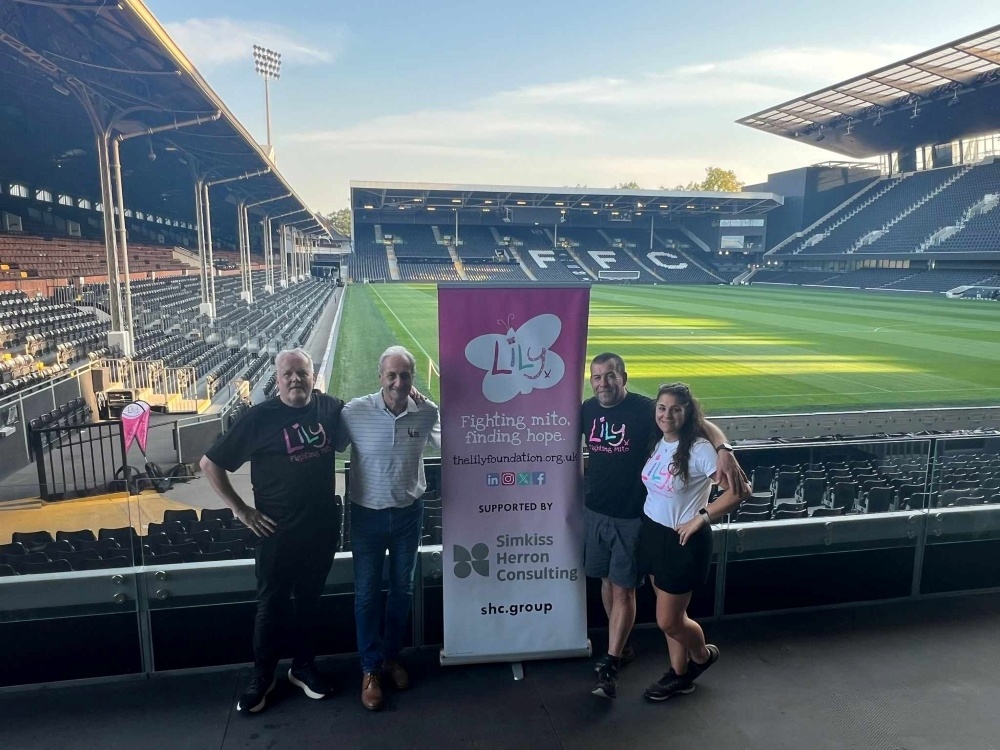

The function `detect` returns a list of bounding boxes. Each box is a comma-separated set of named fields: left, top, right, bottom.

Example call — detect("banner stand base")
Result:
left=439, top=644, right=592, bottom=670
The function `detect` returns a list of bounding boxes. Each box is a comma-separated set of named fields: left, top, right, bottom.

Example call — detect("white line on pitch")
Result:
left=370, top=286, right=435, bottom=364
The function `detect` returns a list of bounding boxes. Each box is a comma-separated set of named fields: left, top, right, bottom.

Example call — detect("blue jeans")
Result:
left=350, top=499, right=423, bottom=674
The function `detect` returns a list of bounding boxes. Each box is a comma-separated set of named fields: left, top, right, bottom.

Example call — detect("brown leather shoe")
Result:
left=361, top=672, right=383, bottom=711
left=383, top=660, right=410, bottom=690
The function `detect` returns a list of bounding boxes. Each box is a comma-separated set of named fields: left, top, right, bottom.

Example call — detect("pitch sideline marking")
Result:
left=369, top=285, right=435, bottom=366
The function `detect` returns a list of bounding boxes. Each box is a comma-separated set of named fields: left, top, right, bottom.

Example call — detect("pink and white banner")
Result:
left=120, top=400, right=152, bottom=454
left=439, top=284, right=591, bottom=664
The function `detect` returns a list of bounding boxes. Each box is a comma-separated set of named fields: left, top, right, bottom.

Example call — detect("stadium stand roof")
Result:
left=351, top=181, right=782, bottom=217
left=738, top=25, right=1000, bottom=159
left=0, top=0, right=328, bottom=237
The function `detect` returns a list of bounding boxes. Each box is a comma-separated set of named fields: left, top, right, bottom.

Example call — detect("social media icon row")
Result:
left=486, top=471, right=546, bottom=487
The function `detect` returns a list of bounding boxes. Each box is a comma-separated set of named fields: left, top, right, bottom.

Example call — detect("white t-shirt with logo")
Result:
left=641, top=437, right=718, bottom=528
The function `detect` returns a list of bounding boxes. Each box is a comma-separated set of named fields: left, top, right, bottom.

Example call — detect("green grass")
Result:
left=328, top=283, right=441, bottom=405
left=330, top=283, right=1000, bottom=415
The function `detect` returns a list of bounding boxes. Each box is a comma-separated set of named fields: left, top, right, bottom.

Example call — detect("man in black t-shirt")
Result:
left=585, top=352, right=741, bottom=700
left=201, top=348, right=343, bottom=715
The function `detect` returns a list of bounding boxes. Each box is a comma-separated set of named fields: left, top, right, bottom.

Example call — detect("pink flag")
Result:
left=120, top=401, right=152, bottom=454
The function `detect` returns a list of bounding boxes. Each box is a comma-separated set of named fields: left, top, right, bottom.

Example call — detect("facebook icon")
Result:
left=532, top=472, right=546, bottom=486
left=486, top=473, right=500, bottom=487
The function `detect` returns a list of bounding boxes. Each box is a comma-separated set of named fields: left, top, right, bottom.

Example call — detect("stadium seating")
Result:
left=350, top=224, right=392, bottom=281
left=751, top=269, right=841, bottom=285
left=883, top=270, right=993, bottom=292
left=397, top=262, right=461, bottom=281
left=787, top=167, right=962, bottom=256
left=0, top=233, right=191, bottom=280
left=4, top=449, right=1000, bottom=576
left=556, top=229, right=661, bottom=283
left=462, top=263, right=529, bottom=282
left=500, top=227, right=587, bottom=281
left=860, top=161, right=1000, bottom=254
left=933, top=202, right=1000, bottom=254
left=818, top=268, right=914, bottom=289
left=381, top=225, right=450, bottom=259
left=450, top=226, right=500, bottom=259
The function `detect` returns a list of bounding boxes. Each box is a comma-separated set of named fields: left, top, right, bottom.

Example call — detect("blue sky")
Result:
left=147, top=1, right=999, bottom=213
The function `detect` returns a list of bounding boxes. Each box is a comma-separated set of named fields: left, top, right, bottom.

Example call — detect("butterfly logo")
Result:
left=464, top=313, right=565, bottom=403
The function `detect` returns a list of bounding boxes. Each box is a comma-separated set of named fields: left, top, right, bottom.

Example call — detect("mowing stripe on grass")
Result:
left=370, top=285, right=436, bottom=366
left=341, top=283, right=1000, bottom=415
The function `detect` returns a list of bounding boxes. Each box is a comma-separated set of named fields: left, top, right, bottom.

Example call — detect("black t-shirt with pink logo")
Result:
left=581, top=391, right=657, bottom=519
left=206, top=392, right=343, bottom=535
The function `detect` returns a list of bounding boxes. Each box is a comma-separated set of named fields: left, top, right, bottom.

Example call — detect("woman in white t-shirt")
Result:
left=638, top=382, right=749, bottom=702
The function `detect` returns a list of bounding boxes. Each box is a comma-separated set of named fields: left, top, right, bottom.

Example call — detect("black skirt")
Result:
left=638, top=515, right=712, bottom=595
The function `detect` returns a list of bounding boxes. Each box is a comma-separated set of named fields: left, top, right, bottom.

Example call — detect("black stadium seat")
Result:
left=183, top=550, right=235, bottom=563
left=56, top=529, right=97, bottom=545
left=811, top=506, right=843, bottom=517
left=47, top=549, right=100, bottom=570
left=201, top=508, right=235, bottom=524
left=187, top=520, right=224, bottom=534
left=208, top=540, right=247, bottom=558
left=81, top=557, right=129, bottom=571
left=11, top=530, right=55, bottom=552
left=865, top=486, right=896, bottom=514
left=163, top=509, right=198, bottom=527
left=217, top=528, right=253, bottom=545
left=99, top=527, right=140, bottom=545
left=148, top=521, right=185, bottom=536
left=76, top=539, right=123, bottom=555
left=0, top=564, right=17, bottom=577
left=16, top=559, right=72, bottom=575
left=148, top=552, right=182, bottom=565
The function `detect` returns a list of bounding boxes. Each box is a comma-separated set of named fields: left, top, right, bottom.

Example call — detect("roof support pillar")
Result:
left=238, top=201, right=253, bottom=304
left=95, top=131, right=130, bottom=356
left=193, top=177, right=210, bottom=309
left=201, top=181, right=217, bottom=318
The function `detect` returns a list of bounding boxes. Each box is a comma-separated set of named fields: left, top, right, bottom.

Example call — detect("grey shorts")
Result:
left=584, top=507, right=643, bottom=589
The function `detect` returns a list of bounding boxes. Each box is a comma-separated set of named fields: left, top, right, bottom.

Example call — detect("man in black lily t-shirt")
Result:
left=201, top=348, right=343, bottom=715
left=585, top=352, right=741, bottom=700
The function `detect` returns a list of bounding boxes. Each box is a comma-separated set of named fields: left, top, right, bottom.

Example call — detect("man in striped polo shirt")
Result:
left=335, top=345, right=440, bottom=711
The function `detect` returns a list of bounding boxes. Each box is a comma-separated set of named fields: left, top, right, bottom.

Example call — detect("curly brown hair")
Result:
left=653, top=382, right=710, bottom=485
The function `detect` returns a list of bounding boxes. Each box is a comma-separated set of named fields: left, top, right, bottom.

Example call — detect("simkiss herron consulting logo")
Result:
left=453, top=543, right=490, bottom=578
left=464, top=313, right=565, bottom=403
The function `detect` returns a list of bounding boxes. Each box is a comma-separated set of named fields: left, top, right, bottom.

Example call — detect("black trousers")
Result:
left=252, top=515, right=339, bottom=675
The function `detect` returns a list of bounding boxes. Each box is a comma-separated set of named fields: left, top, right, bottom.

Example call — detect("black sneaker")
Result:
left=592, top=664, right=618, bottom=699
left=643, top=669, right=695, bottom=702
left=237, top=671, right=276, bottom=714
left=594, top=642, right=635, bottom=673
left=287, top=663, right=333, bottom=700
left=687, top=644, right=719, bottom=682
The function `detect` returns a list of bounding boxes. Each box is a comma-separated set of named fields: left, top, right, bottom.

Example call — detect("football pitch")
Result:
left=329, top=283, right=1000, bottom=416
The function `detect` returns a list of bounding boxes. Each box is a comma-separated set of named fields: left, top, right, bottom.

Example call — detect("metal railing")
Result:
left=100, top=358, right=199, bottom=413
left=30, top=420, right=127, bottom=501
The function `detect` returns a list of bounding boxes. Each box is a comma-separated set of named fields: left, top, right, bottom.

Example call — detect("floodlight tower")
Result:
left=252, top=45, right=282, bottom=151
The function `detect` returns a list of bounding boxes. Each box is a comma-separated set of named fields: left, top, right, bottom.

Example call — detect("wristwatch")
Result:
left=715, top=442, right=734, bottom=453
left=698, top=508, right=712, bottom=525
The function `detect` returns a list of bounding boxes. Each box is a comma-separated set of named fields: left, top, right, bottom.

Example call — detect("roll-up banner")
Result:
left=438, top=283, right=591, bottom=665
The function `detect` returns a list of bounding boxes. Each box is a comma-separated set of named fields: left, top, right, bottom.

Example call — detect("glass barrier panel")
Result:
left=136, top=454, right=354, bottom=671
left=921, top=436, right=1000, bottom=595
left=723, top=440, right=932, bottom=615
left=0, top=417, right=143, bottom=685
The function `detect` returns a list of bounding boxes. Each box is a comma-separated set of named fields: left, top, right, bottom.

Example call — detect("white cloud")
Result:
left=164, top=17, right=343, bottom=68
left=676, top=45, right=919, bottom=83
left=289, top=108, right=595, bottom=157
left=494, top=44, right=919, bottom=110
left=281, top=43, right=918, bottom=207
